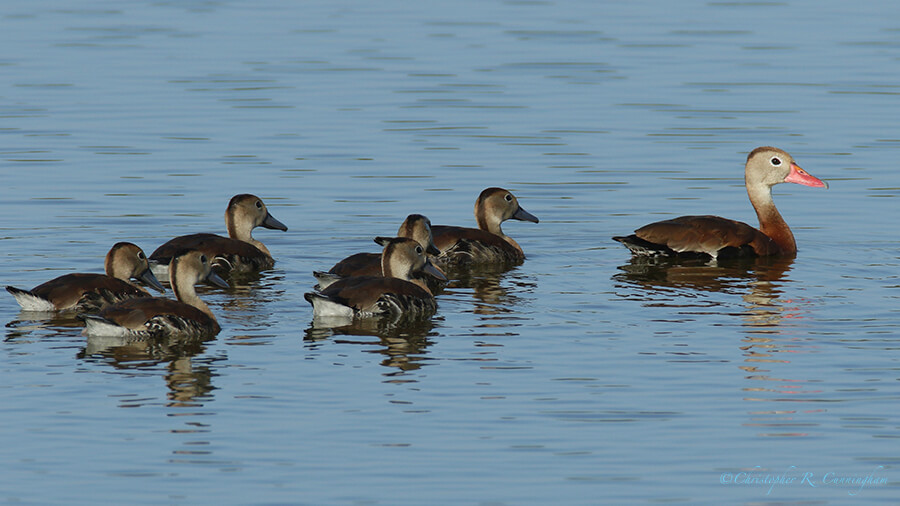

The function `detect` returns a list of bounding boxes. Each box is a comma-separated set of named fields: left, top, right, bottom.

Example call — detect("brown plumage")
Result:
left=6, top=242, right=165, bottom=312
left=614, top=147, right=828, bottom=259
left=431, top=187, right=539, bottom=266
left=150, top=194, right=287, bottom=276
left=305, top=237, right=446, bottom=318
left=81, top=250, right=229, bottom=338
left=314, top=214, right=444, bottom=290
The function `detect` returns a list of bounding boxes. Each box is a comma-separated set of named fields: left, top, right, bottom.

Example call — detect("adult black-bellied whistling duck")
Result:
left=6, top=242, right=165, bottom=312
left=305, top=237, right=447, bottom=318
left=81, top=250, right=229, bottom=338
left=313, top=214, right=442, bottom=290
left=431, top=187, right=539, bottom=267
left=149, top=194, right=287, bottom=277
left=614, top=146, right=828, bottom=259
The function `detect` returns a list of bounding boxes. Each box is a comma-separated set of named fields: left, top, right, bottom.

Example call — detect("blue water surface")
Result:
left=2, top=0, right=899, bottom=504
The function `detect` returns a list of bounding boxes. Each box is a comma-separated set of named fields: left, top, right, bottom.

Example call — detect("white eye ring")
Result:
left=504, top=193, right=513, bottom=202
left=770, top=157, right=782, bottom=166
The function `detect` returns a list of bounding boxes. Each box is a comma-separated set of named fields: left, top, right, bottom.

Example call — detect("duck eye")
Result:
left=255, top=200, right=263, bottom=209
left=200, top=255, right=208, bottom=264
left=770, top=157, right=782, bottom=166
left=504, top=193, right=513, bottom=202
left=138, top=252, right=145, bottom=260
left=416, top=246, right=423, bottom=254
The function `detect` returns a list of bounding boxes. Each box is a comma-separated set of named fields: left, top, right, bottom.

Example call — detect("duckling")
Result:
left=305, top=237, right=446, bottom=318
left=431, top=187, right=538, bottom=267
left=312, top=214, right=443, bottom=290
left=6, top=242, right=165, bottom=312
left=150, top=194, right=287, bottom=277
left=81, top=250, right=228, bottom=338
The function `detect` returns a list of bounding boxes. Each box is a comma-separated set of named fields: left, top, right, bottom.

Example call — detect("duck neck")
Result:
left=381, top=255, right=404, bottom=280
left=226, top=214, right=270, bottom=255
left=747, top=182, right=796, bottom=256
left=475, top=208, right=503, bottom=236
left=409, top=277, right=433, bottom=295
left=504, top=236, right=525, bottom=255
left=170, top=267, right=217, bottom=321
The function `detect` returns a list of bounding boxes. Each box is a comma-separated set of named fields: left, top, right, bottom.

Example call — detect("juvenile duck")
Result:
left=81, top=250, right=228, bottom=338
left=431, top=187, right=539, bottom=266
left=150, top=194, right=287, bottom=277
left=6, top=242, right=164, bottom=312
left=305, top=237, right=446, bottom=318
left=313, top=214, right=442, bottom=289
left=613, top=147, right=828, bottom=259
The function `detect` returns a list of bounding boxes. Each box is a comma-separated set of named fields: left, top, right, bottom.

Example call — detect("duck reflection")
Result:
left=70, top=277, right=288, bottom=407
left=78, top=332, right=217, bottom=407
left=615, top=256, right=824, bottom=435
left=5, top=310, right=219, bottom=407
left=5, top=312, right=86, bottom=342
left=613, top=255, right=794, bottom=299
left=305, top=314, right=436, bottom=373
left=443, top=263, right=536, bottom=316
left=613, top=254, right=799, bottom=335
left=211, top=272, right=287, bottom=328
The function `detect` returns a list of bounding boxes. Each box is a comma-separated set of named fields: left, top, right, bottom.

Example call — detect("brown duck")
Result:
left=81, top=250, right=228, bottom=338
left=431, top=187, right=539, bottom=267
left=305, top=237, right=446, bottom=318
left=313, top=214, right=443, bottom=290
left=150, top=194, right=287, bottom=277
left=7, top=242, right=164, bottom=312
left=614, top=147, right=828, bottom=259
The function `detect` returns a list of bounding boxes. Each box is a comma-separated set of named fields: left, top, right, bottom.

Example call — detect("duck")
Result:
left=6, top=242, right=165, bottom=312
left=81, top=249, right=228, bottom=338
left=149, top=194, right=287, bottom=277
left=430, top=187, right=539, bottom=267
left=305, top=237, right=447, bottom=318
left=312, top=214, right=443, bottom=290
left=613, top=146, right=828, bottom=259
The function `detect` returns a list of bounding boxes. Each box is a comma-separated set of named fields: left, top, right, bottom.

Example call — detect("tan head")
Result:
left=744, top=147, right=828, bottom=256
left=104, top=242, right=165, bottom=293
left=745, top=147, right=828, bottom=191
left=224, top=194, right=288, bottom=245
left=377, top=237, right=447, bottom=284
left=397, top=214, right=440, bottom=255
left=169, top=250, right=228, bottom=289
left=474, top=187, right=539, bottom=236
left=168, top=250, right=229, bottom=318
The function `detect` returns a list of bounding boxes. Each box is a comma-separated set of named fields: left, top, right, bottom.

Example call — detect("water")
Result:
left=2, top=0, right=899, bottom=503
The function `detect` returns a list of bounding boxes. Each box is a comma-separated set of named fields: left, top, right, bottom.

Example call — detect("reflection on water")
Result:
left=443, top=263, right=537, bottom=316
left=305, top=314, right=436, bottom=374
left=7, top=303, right=223, bottom=409
left=5, top=0, right=900, bottom=502
left=612, top=255, right=794, bottom=300
left=446, top=265, right=533, bottom=315
left=613, top=256, right=831, bottom=437
left=5, top=311, right=86, bottom=342
left=78, top=332, right=218, bottom=407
